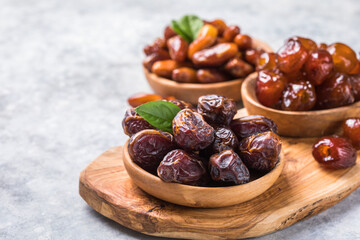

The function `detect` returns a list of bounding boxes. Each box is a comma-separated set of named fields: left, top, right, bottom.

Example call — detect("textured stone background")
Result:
left=1, top=0, right=360, bottom=239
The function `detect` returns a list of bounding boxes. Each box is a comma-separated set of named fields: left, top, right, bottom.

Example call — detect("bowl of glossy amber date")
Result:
left=122, top=94, right=284, bottom=208
left=242, top=37, right=360, bottom=138
left=143, top=15, right=273, bottom=104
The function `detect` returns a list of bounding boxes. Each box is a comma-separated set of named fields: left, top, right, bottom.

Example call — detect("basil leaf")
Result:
left=171, top=15, right=204, bottom=42
left=171, top=20, right=192, bottom=42
left=135, top=101, right=181, bottom=134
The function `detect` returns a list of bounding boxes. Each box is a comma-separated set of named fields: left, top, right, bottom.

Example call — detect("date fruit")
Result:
left=157, top=149, right=209, bottom=186
left=277, top=39, right=309, bottom=73
left=327, top=42, right=359, bottom=74
left=210, top=126, right=239, bottom=153
left=209, top=150, right=250, bottom=185
left=257, top=52, right=277, bottom=71
left=223, top=25, right=240, bottom=42
left=316, top=73, right=355, bottom=109
left=167, top=35, right=188, bottom=62
left=168, top=99, right=196, bottom=111
left=151, top=60, right=180, bottom=78
left=238, top=132, right=282, bottom=172
left=289, top=36, right=317, bottom=52
left=234, top=34, right=252, bottom=50
left=343, top=118, right=360, bottom=150
left=196, top=69, right=229, bottom=83
left=224, top=58, right=254, bottom=78
left=349, top=74, right=360, bottom=101
left=197, top=94, right=237, bottom=125
left=312, top=136, right=357, bottom=169
left=127, top=93, right=162, bottom=107
left=281, top=80, right=316, bottom=111
left=172, top=67, right=198, bottom=83
left=192, top=43, right=238, bottom=67
left=256, top=70, right=287, bottom=108
left=304, top=49, right=334, bottom=86
left=230, top=115, right=277, bottom=139
left=143, top=49, right=171, bottom=71
left=188, top=24, right=218, bottom=59
left=122, top=108, right=154, bottom=136
left=173, top=109, right=215, bottom=151
left=128, top=130, right=175, bottom=173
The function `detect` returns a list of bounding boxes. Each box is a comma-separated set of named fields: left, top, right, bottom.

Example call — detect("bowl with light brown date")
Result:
left=241, top=36, right=360, bottom=137
left=122, top=94, right=284, bottom=208
left=143, top=15, right=273, bottom=104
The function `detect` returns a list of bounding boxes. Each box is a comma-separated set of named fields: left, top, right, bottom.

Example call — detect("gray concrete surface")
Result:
left=1, top=0, right=360, bottom=239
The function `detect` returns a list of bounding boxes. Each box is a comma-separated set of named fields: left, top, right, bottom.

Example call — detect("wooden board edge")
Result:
left=79, top=156, right=360, bottom=240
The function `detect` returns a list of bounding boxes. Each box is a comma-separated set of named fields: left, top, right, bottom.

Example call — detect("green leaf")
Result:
left=171, top=20, right=192, bottom=42
left=170, top=15, right=204, bottom=42
left=135, top=101, right=181, bottom=134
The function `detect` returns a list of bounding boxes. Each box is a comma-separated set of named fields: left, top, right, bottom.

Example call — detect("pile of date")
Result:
left=143, top=19, right=260, bottom=83
left=256, top=36, right=360, bottom=111
left=123, top=94, right=282, bottom=187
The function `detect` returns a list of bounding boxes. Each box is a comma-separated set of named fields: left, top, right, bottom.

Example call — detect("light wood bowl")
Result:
left=242, top=72, right=360, bottom=138
left=122, top=139, right=284, bottom=208
left=144, top=39, right=273, bottom=104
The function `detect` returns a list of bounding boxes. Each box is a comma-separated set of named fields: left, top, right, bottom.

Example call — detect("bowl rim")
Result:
left=123, top=139, right=284, bottom=191
left=144, top=38, right=274, bottom=88
left=242, top=72, right=360, bottom=116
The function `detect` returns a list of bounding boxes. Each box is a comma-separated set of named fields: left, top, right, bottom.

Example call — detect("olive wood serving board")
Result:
left=79, top=110, right=360, bottom=240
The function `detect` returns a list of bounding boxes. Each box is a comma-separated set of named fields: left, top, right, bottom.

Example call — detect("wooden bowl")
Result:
left=144, top=39, right=273, bottom=104
left=242, top=72, right=360, bottom=138
left=122, top=139, right=284, bottom=208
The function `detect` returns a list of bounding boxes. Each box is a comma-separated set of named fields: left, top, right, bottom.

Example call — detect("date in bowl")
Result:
left=122, top=139, right=284, bottom=208
left=145, top=39, right=273, bottom=104
left=241, top=73, right=360, bottom=138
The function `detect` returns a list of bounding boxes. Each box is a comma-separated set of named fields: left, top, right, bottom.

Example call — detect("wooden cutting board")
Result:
left=79, top=110, right=360, bottom=240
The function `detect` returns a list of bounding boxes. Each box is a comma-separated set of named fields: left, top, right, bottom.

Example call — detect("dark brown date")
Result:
left=350, top=74, right=360, bottom=101
left=157, top=149, right=209, bottom=186
left=196, top=69, right=229, bottom=83
left=343, top=118, right=360, bottom=150
left=173, top=109, right=215, bottom=151
left=209, top=150, right=250, bottom=185
left=230, top=115, right=277, bottom=139
left=238, top=132, right=282, bottom=172
left=168, top=99, right=196, bottom=111
left=122, top=108, right=154, bottom=136
left=316, top=73, right=355, bottom=109
left=210, top=126, right=239, bottom=153
left=128, top=130, right=174, bottom=173
left=197, top=94, right=237, bottom=125
left=281, top=80, right=316, bottom=111
left=304, top=49, right=334, bottom=86
left=224, top=57, right=254, bottom=78
left=167, top=35, right=188, bottom=62
left=192, top=43, right=238, bottom=67
left=312, top=136, right=357, bottom=169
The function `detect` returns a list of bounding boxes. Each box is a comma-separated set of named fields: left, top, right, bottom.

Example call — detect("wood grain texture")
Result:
left=79, top=114, right=360, bottom=239
left=145, top=38, right=273, bottom=104
left=122, top=139, right=284, bottom=208
left=242, top=72, right=360, bottom=137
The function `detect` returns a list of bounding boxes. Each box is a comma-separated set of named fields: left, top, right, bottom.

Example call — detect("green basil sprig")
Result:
left=135, top=101, right=181, bottom=134
left=171, top=15, right=204, bottom=43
